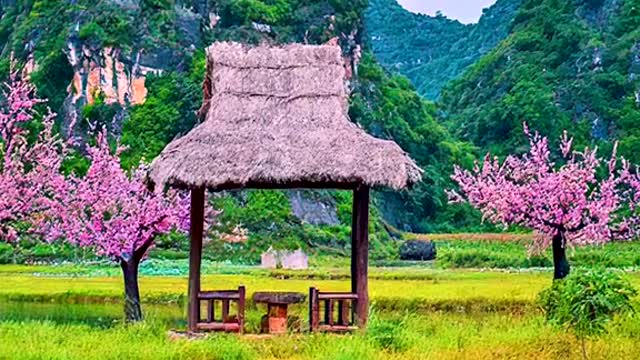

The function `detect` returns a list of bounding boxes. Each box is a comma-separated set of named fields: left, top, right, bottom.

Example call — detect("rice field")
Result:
left=1, top=263, right=640, bottom=359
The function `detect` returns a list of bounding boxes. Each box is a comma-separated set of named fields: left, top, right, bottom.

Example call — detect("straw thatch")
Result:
left=150, top=42, right=422, bottom=191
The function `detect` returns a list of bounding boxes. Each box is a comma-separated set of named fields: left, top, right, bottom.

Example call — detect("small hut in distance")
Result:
left=150, top=41, right=422, bottom=332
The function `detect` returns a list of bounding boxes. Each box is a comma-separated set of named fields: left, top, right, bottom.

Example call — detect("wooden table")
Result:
left=253, top=292, right=306, bottom=334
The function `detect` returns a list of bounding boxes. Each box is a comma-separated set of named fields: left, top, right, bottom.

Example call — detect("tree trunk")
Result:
left=120, top=258, right=143, bottom=322
left=552, top=232, right=570, bottom=280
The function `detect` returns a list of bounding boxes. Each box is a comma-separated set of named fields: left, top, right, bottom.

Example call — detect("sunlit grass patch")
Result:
left=1, top=312, right=640, bottom=360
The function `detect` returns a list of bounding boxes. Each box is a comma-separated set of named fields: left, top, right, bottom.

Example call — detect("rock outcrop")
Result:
left=65, top=43, right=160, bottom=107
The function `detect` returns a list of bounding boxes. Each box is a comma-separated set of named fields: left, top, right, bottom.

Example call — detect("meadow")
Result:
left=2, top=253, right=640, bottom=360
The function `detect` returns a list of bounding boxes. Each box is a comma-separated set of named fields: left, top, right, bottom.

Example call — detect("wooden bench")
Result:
left=309, top=287, right=358, bottom=332
left=196, top=286, right=245, bottom=333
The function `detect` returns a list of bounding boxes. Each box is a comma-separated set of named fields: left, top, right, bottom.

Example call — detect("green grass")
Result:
left=2, top=264, right=640, bottom=314
left=431, top=239, right=640, bottom=270
left=1, top=311, right=640, bottom=359
left=0, top=265, right=555, bottom=310
left=2, top=264, right=640, bottom=359
left=8, top=236, right=640, bottom=272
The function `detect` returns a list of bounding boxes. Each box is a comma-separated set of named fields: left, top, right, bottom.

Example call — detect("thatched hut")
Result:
left=150, top=41, right=422, bottom=332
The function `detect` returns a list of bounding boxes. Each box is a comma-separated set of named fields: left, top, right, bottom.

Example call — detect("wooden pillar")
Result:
left=351, top=185, right=369, bottom=327
left=309, top=287, right=319, bottom=331
left=187, top=187, right=205, bottom=332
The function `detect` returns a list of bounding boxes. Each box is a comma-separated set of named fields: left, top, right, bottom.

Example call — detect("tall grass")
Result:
left=2, top=311, right=640, bottom=359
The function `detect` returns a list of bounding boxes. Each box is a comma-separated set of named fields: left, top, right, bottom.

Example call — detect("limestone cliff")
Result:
left=65, top=43, right=157, bottom=107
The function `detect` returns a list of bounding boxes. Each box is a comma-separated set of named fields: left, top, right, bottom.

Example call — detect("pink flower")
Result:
left=449, top=123, right=640, bottom=248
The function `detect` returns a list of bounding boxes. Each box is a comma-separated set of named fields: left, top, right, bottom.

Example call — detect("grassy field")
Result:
left=0, top=264, right=561, bottom=311
left=410, top=236, right=640, bottom=270
left=1, top=263, right=640, bottom=359
left=2, top=311, right=640, bottom=360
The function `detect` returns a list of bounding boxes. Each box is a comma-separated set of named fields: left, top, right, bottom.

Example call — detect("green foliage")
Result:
left=0, top=238, right=95, bottom=265
left=539, top=268, right=637, bottom=341
left=141, top=0, right=175, bottom=11
left=366, top=0, right=522, bottom=100
left=120, top=60, right=202, bottom=168
left=210, top=0, right=367, bottom=45
left=78, top=22, right=107, bottom=43
left=0, top=243, right=13, bottom=264
left=440, top=0, right=640, bottom=158
left=81, top=95, right=121, bottom=130
left=28, top=49, right=74, bottom=113
left=223, top=0, right=293, bottom=25
left=438, top=243, right=551, bottom=269
left=209, top=191, right=338, bottom=263
left=60, top=149, right=91, bottom=177
left=367, top=311, right=417, bottom=352
left=200, top=189, right=396, bottom=264
left=351, top=53, right=479, bottom=232
left=437, top=239, right=640, bottom=270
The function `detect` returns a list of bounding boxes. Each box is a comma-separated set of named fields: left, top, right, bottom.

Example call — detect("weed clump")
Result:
left=366, top=310, right=417, bottom=352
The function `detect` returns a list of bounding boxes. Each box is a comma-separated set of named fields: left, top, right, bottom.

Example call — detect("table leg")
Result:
left=267, top=303, right=288, bottom=334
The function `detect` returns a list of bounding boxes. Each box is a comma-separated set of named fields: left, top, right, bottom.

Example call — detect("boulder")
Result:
left=399, top=240, right=436, bottom=261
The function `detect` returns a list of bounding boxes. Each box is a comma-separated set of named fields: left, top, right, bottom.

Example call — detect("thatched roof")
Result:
left=150, top=42, right=422, bottom=191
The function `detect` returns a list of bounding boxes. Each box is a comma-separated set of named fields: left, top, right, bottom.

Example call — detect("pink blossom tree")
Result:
left=448, top=124, right=640, bottom=279
left=0, top=64, right=195, bottom=321
left=44, top=131, right=190, bottom=321
left=0, top=66, right=66, bottom=243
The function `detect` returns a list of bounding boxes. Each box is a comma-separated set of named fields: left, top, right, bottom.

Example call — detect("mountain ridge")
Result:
left=366, top=0, right=522, bottom=100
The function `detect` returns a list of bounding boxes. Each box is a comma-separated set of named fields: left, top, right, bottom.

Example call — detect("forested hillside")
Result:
left=0, top=0, right=479, bottom=263
left=441, top=0, right=640, bottom=161
left=366, top=0, right=522, bottom=99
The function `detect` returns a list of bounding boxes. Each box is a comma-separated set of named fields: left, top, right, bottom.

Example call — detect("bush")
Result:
left=0, top=243, right=13, bottom=264
left=78, top=22, right=107, bottom=43
left=399, top=240, right=436, bottom=261
left=538, top=268, right=637, bottom=358
left=366, top=311, right=416, bottom=352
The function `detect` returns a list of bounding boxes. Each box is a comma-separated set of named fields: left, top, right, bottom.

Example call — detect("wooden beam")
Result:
left=351, top=185, right=369, bottom=327
left=187, top=187, right=205, bottom=332
left=170, top=181, right=360, bottom=192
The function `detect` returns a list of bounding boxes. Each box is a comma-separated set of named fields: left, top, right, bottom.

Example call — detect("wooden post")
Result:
left=338, top=300, right=350, bottom=326
left=309, top=287, right=319, bottom=332
left=326, top=299, right=334, bottom=326
left=351, top=185, right=369, bottom=327
left=238, top=286, right=246, bottom=334
left=206, top=300, right=214, bottom=323
left=222, top=300, right=230, bottom=322
left=187, top=187, right=205, bottom=332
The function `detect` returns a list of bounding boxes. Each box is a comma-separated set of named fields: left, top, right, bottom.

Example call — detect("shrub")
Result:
left=78, top=22, right=106, bottom=43
left=366, top=311, right=417, bottom=352
left=0, top=243, right=13, bottom=264
left=538, top=268, right=637, bottom=359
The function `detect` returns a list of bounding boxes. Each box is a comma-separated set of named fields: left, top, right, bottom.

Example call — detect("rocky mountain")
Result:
left=0, top=0, right=476, bottom=259
left=367, top=0, right=640, bottom=160
left=366, top=0, right=522, bottom=100
left=7, top=0, right=635, bottom=246
left=440, top=0, right=640, bottom=161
